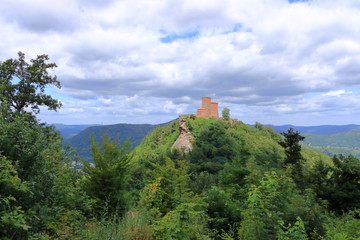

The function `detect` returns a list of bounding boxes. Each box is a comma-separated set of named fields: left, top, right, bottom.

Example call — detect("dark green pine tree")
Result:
left=279, top=128, right=305, bottom=186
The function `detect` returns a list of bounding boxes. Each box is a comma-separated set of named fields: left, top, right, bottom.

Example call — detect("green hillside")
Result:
left=134, top=117, right=331, bottom=170
left=302, top=131, right=360, bottom=158
left=303, top=131, right=360, bottom=148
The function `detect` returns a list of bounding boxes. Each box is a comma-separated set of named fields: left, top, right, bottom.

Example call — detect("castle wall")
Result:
left=197, top=107, right=207, bottom=118
left=196, top=97, right=219, bottom=119
left=210, top=101, right=219, bottom=118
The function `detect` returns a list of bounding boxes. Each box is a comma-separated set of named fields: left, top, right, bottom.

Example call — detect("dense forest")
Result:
left=1, top=53, right=360, bottom=239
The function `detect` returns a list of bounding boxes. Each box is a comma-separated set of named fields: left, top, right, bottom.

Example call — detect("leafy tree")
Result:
left=203, top=186, right=242, bottom=237
left=238, top=171, right=325, bottom=239
left=0, top=53, right=95, bottom=238
left=222, top=107, right=230, bottom=121
left=189, top=121, right=235, bottom=175
left=0, top=156, right=30, bottom=239
left=330, top=154, right=360, bottom=212
left=152, top=202, right=210, bottom=240
left=323, top=210, right=360, bottom=240
left=277, top=217, right=307, bottom=240
left=308, top=155, right=360, bottom=214
left=279, top=128, right=305, bottom=185
left=140, top=155, right=192, bottom=217
left=82, top=136, right=132, bottom=214
left=0, top=51, right=61, bottom=115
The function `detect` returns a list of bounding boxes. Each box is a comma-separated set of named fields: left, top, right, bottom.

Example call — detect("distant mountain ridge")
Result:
left=265, top=124, right=360, bottom=158
left=51, top=124, right=99, bottom=139
left=265, top=124, right=360, bottom=135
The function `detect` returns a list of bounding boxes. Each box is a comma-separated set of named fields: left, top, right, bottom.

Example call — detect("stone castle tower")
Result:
left=196, top=97, right=219, bottom=118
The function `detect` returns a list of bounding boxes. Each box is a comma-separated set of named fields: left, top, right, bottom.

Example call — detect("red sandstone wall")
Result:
left=210, top=102, right=219, bottom=118
left=202, top=97, right=211, bottom=116
left=197, top=107, right=206, bottom=118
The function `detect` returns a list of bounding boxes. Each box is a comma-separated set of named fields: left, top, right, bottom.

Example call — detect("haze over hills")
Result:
left=265, top=124, right=360, bottom=158
left=266, top=124, right=360, bottom=135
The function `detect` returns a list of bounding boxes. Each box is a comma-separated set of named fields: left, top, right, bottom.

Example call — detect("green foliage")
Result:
left=189, top=120, right=235, bottom=174
left=203, top=187, right=242, bottom=236
left=152, top=202, right=211, bottom=240
left=238, top=171, right=286, bottom=240
left=277, top=217, right=307, bottom=240
left=0, top=106, right=89, bottom=236
left=280, top=128, right=305, bottom=166
left=140, top=156, right=192, bottom=216
left=82, top=136, right=132, bottom=214
left=0, top=156, right=30, bottom=239
left=222, top=108, right=230, bottom=120
left=323, top=210, right=360, bottom=240
left=279, top=128, right=305, bottom=186
left=64, top=123, right=156, bottom=161
left=0, top=51, right=61, bottom=115
left=308, top=155, right=360, bottom=214
left=238, top=171, right=325, bottom=239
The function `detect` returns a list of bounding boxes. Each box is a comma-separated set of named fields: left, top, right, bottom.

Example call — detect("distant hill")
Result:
left=265, top=124, right=360, bottom=158
left=52, top=124, right=98, bottom=139
left=301, top=131, right=360, bottom=158
left=62, top=123, right=165, bottom=160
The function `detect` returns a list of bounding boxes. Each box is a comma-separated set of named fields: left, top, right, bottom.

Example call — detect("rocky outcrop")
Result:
left=171, top=115, right=194, bottom=154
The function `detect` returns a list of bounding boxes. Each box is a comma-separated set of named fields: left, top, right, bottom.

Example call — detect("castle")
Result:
left=196, top=97, right=219, bottom=118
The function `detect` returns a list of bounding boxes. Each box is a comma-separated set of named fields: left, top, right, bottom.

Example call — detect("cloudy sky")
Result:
left=1, top=0, right=360, bottom=126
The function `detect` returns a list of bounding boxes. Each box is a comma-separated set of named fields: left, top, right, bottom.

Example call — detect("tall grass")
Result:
left=81, top=209, right=152, bottom=240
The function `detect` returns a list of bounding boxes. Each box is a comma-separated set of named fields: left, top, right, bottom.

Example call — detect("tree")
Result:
left=222, top=107, right=230, bottom=120
left=82, top=136, right=132, bottom=214
left=0, top=156, right=30, bottom=239
left=309, top=155, right=360, bottom=214
left=279, top=128, right=305, bottom=185
left=0, top=53, right=92, bottom=237
left=0, top=51, right=61, bottom=115
left=238, top=171, right=324, bottom=239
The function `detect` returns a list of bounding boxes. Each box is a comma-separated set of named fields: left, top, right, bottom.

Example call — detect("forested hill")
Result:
left=266, top=124, right=360, bottom=158
left=133, top=117, right=331, bottom=174
left=63, top=123, right=159, bottom=160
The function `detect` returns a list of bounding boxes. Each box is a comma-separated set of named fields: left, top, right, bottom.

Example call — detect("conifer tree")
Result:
left=279, top=128, right=305, bottom=186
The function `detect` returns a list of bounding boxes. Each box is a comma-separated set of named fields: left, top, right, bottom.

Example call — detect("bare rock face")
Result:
left=171, top=115, right=194, bottom=154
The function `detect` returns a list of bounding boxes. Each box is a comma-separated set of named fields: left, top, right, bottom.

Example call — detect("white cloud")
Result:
left=322, top=90, right=347, bottom=97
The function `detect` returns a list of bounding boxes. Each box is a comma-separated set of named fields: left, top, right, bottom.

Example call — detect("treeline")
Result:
left=1, top=53, right=360, bottom=239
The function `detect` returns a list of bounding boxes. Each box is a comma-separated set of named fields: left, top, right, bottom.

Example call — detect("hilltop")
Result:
left=132, top=116, right=331, bottom=182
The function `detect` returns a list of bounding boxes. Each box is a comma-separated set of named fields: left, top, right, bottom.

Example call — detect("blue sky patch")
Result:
left=160, top=31, right=199, bottom=43
left=288, top=0, right=310, bottom=3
